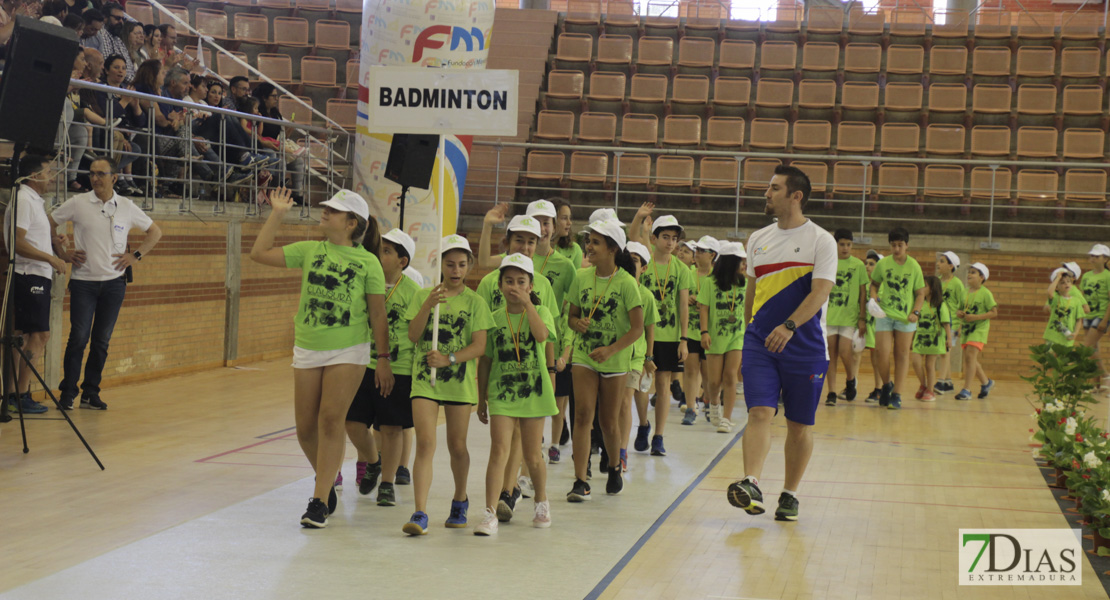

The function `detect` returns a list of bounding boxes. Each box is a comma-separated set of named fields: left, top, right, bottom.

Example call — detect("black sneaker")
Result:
left=650, top=434, right=666, bottom=456
left=888, top=393, right=902, bottom=410
left=600, top=446, right=609, bottom=471
left=775, top=492, right=799, bottom=521
left=671, top=379, right=685, bottom=404
left=80, top=394, right=107, bottom=410
left=496, top=490, right=515, bottom=522
left=865, top=388, right=881, bottom=403
left=726, top=479, right=765, bottom=515
left=878, top=382, right=893, bottom=407
left=825, top=392, right=837, bottom=407
left=301, top=498, right=329, bottom=528
left=560, top=418, right=570, bottom=445
left=567, top=479, right=592, bottom=502
left=359, top=462, right=382, bottom=496
left=395, top=465, right=411, bottom=485
left=633, top=423, right=651, bottom=452
left=376, top=482, right=396, bottom=507
left=844, top=378, right=857, bottom=401
left=328, top=486, right=338, bottom=515
left=606, top=464, right=624, bottom=495
left=58, top=394, right=75, bottom=411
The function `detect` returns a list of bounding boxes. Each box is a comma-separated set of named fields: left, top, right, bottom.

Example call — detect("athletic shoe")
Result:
left=671, top=379, right=685, bottom=404
left=300, top=498, right=329, bottom=528
left=704, top=405, right=711, bottom=422
left=474, top=507, right=498, bottom=536
left=57, top=394, right=74, bottom=411
left=586, top=460, right=592, bottom=480
left=334, top=470, right=343, bottom=491
left=775, top=492, right=799, bottom=522
left=726, top=479, right=765, bottom=515
left=80, top=394, right=107, bottom=410
left=920, top=391, right=936, bottom=402
left=599, top=447, right=609, bottom=472
left=619, top=448, right=628, bottom=473
left=717, top=418, right=733, bottom=434
left=736, top=381, right=744, bottom=397
left=677, top=402, right=686, bottom=412
left=825, top=392, right=837, bottom=407
left=865, top=388, right=881, bottom=403
left=681, top=408, right=697, bottom=425
left=12, top=393, right=47, bottom=414
left=549, top=445, right=561, bottom=463
left=376, top=482, right=396, bottom=506
left=709, top=404, right=721, bottom=427
left=844, top=378, right=857, bottom=401
left=878, top=382, right=893, bottom=407
left=445, top=498, right=468, bottom=528
left=533, top=500, right=551, bottom=528
left=978, top=379, right=995, bottom=399
left=650, top=435, right=666, bottom=456
left=497, top=490, right=516, bottom=522
left=328, top=486, right=338, bottom=514
left=933, top=381, right=947, bottom=395
left=914, top=385, right=926, bottom=400
left=518, top=476, right=534, bottom=499
left=955, top=389, right=972, bottom=401
left=359, top=461, right=381, bottom=495
left=402, top=511, right=428, bottom=536
left=943, top=380, right=956, bottom=392
left=606, top=464, right=624, bottom=495
left=633, top=424, right=651, bottom=452
left=567, top=479, right=591, bottom=502
left=888, top=393, right=902, bottom=410
left=395, top=466, right=411, bottom=485
left=560, top=419, right=570, bottom=445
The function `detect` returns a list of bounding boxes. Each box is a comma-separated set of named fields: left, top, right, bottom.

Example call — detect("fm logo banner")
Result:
left=364, top=67, right=518, bottom=137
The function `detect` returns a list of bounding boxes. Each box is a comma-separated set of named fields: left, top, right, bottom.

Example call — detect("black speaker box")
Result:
left=0, top=17, right=80, bottom=152
left=384, top=134, right=440, bottom=190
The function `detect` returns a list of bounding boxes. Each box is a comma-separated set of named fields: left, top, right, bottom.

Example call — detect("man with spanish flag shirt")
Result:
left=727, top=165, right=837, bottom=524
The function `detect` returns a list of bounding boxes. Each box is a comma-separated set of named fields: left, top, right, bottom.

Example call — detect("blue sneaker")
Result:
left=888, top=393, right=902, bottom=410
left=12, top=393, right=47, bottom=415
left=445, top=498, right=469, bottom=528
left=955, top=389, right=971, bottom=401
left=681, top=408, right=697, bottom=425
left=633, top=424, right=650, bottom=452
left=402, top=511, right=429, bottom=536
left=650, top=435, right=666, bottom=456
left=878, top=382, right=893, bottom=407
left=978, top=379, right=995, bottom=399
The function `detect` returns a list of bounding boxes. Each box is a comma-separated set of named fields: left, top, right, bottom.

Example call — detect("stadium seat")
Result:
left=1016, top=84, right=1058, bottom=127
left=620, top=113, right=659, bottom=147
left=1016, top=126, right=1059, bottom=159
left=301, top=56, right=337, bottom=86
left=925, top=124, right=966, bottom=156
left=655, top=156, right=695, bottom=200
left=326, top=98, right=357, bottom=130
left=279, top=95, right=313, bottom=125
left=877, top=164, right=920, bottom=202
left=332, top=0, right=361, bottom=45
left=831, top=162, right=873, bottom=197
left=257, top=0, right=294, bottom=21
left=718, top=40, right=756, bottom=78
left=1060, top=12, right=1101, bottom=47
left=889, top=8, right=927, bottom=47
left=526, top=150, right=566, bottom=187
left=156, top=4, right=189, bottom=29
left=1017, top=12, right=1057, bottom=45
left=723, top=12, right=761, bottom=43
left=971, top=84, right=1012, bottom=127
left=973, top=10, right=1013, bottom=47
left=670, top=74, right=710, bottom=117
left=544, top=70, right=585, bottom=113
left=1061, top=47, right=1101, bottom=84
left=923, top=165, right=967, bottom=205
left=748, top=118, right=788, bottom=151
left=1062, top=85, right=1104, bottom=129
left=928, top=46, right=968, bottom=85
left=801, top=42, right=839, bottom=80
left=759, top=41, right=797, bottom=79
left=602, top=0, right=640, bottom=38
left=315, top=20, right=351, bottom=51
left=1015, top=46, right=1056, bottom=86
left=555, top=33, right=593, bottom=72
left=595, top=35, right=633, bottom=76
left=628, top=74, right=668, bottom=118
left=699, top=157, right=741, bottom=196
left=791, top=161, right=829, bottom=198
left=711, top=77, right=751, bottom=118
left=273, top=17, right=311, bottom=78
left=847, top=8, right=885, bottom=45
left=643, top=15, right=679, bottom=41
left=614, top=153, right=651, bottom=195
left=797, top=79, right=835, bottom=121
left=217, top=51, right=250, bottom=79
left=743, top=158, right=782, bottom=192
left=792, top=120, right=832, bottom=152
left=534, top=110, right=575, bottom=142
left=882, top=82, right=923, bottom=124
left=635, top=37, right=675, bottom=76
left=577, top=112, right=617, bottom=144
left=1062, top=128, right=1106, bottom=160
left=585, top=72, right=625, bottom=114
left=295, top=0, right=331, bottom=26
left=1064, top=169, right=1108, bottom=206
left=971, top=47, right=1012, bottom=85
left=568, top=151, right=609, bottom=188
left=836, top=121, right=876, bottom=154
left=804, top=5, right=844, bottom=44
left=127, top=1, right=154, bottom=26
left=841, top=81, right=879, bottom=122
left=932, top=8, right=970, bottom=46
left=970, top=125, right=1012, bottom=158
left=257, top=53, right=293, bottom=84
left=706, top=116, right=745, bottom=150
left=880, top=123, right=920, bottom=155
left=843, top=43, right=881, bottom=82
left=563, top=0, right=602, bottom=37
left=763, top=6, right=803, bottom=43
left=926, top=84, right=968, bottom=125
left=885, top=45, right=924, bottom=84
left=682, top=5, right=723, bottom=40
left=753, top=78, right=793, bottom=120
left=194, top=8, right=230, bottom=41
left=1015, top=169, right=1059, bottom=205
left=677, top=37, right=714, bottom=77
left=663, top=115, right=702, bottom=148
left=969, top=166, right=1012, bottom=202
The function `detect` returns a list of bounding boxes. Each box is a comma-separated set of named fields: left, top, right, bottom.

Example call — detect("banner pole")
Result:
left=429, top=137, right=446, bottom=387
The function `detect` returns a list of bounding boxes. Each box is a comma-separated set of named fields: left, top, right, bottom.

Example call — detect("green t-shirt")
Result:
left=1078, top=271, right=1109, bottom=318
left=828, top=256, right=868, bottom=328
left=283, top=240, right=385, bottom=351
left=697, top=275, right=746, bottom=355
left=1044, top=292, right=1086, bottom=346
left=686, top=266, right=713, bottom=340
left=567, top=267, right=644, bottom=372
left=941, top=276, right=967, bottom=332
left=483, top=306, right=559, bottom=418
left=871, top=255, right=926, bottom=323
left=476, top=267, right=559, bottom=319
left=405, top=287, right=494, bottom=404
left=533, top=250, right=577, bottom=309
left=960, top=286, right=997, bottom=344
left=640, top=254, right=695, bottom=342
left=912, top=302, right=951, bottom=355
left=555, top=241, right=584, bottom=269
left=368, top=274, right=421, bottom=375
left=631, top=284, right=660, bottom=372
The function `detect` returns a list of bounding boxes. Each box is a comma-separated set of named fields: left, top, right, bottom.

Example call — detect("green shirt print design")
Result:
left=555, top=241, right=584, bottom=270
left=960, top=287, right=997, bottom=345
left=369, top=274, right=421, bottom=375
left=284, top=240, right=386, bottom=352
left=912, top=302, right=951, bottom=355
left=1079, top=270, right=1110, bottom=318
left=567, top=267, right=643, bottom=372
left=631, top=284, right=660, bottom=372
left=871, top=255, right=926, bottom=323
left=484, top=306, right=559, bottom=418
left=828, top=256, right=868, bottom=328
left=1044, top=292, right=1086, bottom=347
left=405, top=287, right=494, bottom=404
left=942, top=276, right=967, bottom=331
left=640, top=254, right=695, bottom=342
left=698, top=276, right=746, bottom=355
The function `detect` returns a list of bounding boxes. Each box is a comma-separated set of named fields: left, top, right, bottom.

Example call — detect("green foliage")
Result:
left=1024, top=343, right=1100, bottom=411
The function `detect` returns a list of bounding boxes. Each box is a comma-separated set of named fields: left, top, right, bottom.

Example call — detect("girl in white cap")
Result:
left=624, top=241, right=659, bottom=469
left=249, top=188, right=392, bottom=528
left=955, top=263, right=997, bottom=401
left=934, top=251, right=965, bottom=394
left=402, top=235, right=494, bottom=535
left=474, top=254, right=559, bottom=535
left=698, top=242, right=747, bottom=433
left=1080, top=244, right=1110, bottom=384
left=683, top=235, right=719, bottom=425
left=566, top=220, right=644, bottom=501
left=552, top=199, right=586, bottom=268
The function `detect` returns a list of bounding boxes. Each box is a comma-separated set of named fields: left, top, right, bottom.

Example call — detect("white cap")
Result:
left=683, top=240, right=697, bottom=252
left=506, top=215, right=542, bottom=238
left=586, top=219, right=627, bottom=251
left=626, top=241, right=651, bottom=265
left=1065, top=261, right=1082, bottom=280
left=940, top=251, right=960, bottom=269
left=718, top=241, right=745, bottom=258
left=403, top=265, right=425, bottom=287
left=866, top=249, right=883, bottom=261
left=1051, top=267, right=1070, bottom=282
left=499, top=252, right=534, bottom=276
left=320, top=189, right=370, bottom=221
left=39, top=16, right=62, bottom=26
left=526, top=199, right=557, bottom=219
left=651, top=215, right=683, bottom=235
left=970, top=262, right=989, bottom=281
left=382, top=228, right=416, bottom=261
left=441, top=234, right=471, bottom=255
left=695, top=235, right=720, bottom=254
left=588, top=208, right=622, bottom=225
left=1090, top=244, right=1110, bottom=257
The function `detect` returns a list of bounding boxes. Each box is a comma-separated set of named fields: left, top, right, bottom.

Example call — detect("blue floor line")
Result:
left=583, top=425, right=748, bottom=600
left=255, top=426, right=297, bottom=439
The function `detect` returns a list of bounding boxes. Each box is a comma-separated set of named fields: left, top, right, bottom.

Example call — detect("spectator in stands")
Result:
left=63, top=11, right=84, bottom=35
left=1, top=0, right=41, bottom=47
left=157, top=23, right=199, bottom=71
left=119, top=20, right=142, bottom=81
left=41, top=0, right=68, bottom=21
left=50, top=154, right=163, bottom=411
left=78, top=8, right=103, bottom=48
left=222, top=75, right=250, bottom=111
left=250, top=82, right=306, bottom=204
left=64, top=45, right=92, bottom=193
left=91, top=2, right=128, bottom=65
left=200, top=77, right=268, bottom=180
left=140, top=24, right=163, bottom=62
left=86, top=54, right=144, bottom=195
left=64, top=0, right=98, bottom=14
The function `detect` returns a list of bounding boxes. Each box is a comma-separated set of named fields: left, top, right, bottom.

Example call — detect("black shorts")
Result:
left=685, top=338, right=705, bottom=360
left=555, top=368, right=572, bottom=397
left=13, top=274, right=51, bottom=333
left=654, top=341, right=685, bottom=373
left=347, top=369, right=414, bottom=430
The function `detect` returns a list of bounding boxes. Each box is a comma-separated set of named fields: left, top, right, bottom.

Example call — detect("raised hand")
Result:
left=484, top=203, right=510, bottom=227
left=269, top=187, right=295, bottom=212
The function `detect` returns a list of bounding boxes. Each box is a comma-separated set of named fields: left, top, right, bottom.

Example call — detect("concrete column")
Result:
left=948, top=0, right=978, bottom=15
left=224, top=220, right=241, bottom=365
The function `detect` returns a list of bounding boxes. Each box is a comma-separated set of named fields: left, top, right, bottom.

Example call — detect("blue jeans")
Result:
left=61, top=277, right=127, bottom=399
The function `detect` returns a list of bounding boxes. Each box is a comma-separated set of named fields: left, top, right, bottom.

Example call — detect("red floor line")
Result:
left=235, top=451, right=308, bottom=458
left=197, top=460, right=312, bottom=469
left=697, top=489, right=1060, bottom=515
left=702, top=477, right=1046, bottom=490
left=194, top=431, right=299, bottom=463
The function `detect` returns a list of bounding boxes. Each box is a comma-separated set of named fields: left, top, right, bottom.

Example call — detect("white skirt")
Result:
left=292, top=343, right=373, bottom=369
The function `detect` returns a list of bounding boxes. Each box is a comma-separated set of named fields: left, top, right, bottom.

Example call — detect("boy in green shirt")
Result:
left=824, top=229, right=867, bottom=407
left=1044, top=267, right=1086, bottom=347
left=955, top=263, right=998, bottom=401
left=869, top=227, right=926, bottom=410
left=934, top=251, right=966, bottom=394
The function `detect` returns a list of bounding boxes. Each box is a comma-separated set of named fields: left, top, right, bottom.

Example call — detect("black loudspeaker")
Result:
left=384, top=134, right=441, bottom=190
left=0, top=17, right=80, bottom=152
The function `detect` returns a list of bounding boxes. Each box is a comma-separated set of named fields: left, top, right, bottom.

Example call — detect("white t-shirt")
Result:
left=3, top=186, right=56, bottom=279
left=51, top=192, right=154, bottom=282
left=744, top=219, right=838, bottom=361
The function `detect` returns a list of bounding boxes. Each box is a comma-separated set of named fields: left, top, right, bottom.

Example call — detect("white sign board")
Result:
left=363, top=67, right=518, bottom=137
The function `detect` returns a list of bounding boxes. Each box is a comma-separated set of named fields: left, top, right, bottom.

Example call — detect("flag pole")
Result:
left=429, top=136, right=446, bottom=387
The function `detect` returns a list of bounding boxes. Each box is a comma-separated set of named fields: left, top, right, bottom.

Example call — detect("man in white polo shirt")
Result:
left=3, top=155, right=70, bottom=415
left=50, top=156, right=163, bottom=410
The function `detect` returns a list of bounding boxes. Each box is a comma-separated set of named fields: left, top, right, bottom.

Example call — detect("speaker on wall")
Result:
left=384, top=134, right=441, bottom=191
left=0, top=17, right=80, bottom=152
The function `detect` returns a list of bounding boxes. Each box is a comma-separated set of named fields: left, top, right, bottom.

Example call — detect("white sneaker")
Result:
left=474, top=507, right=498, bottom=536
left=717, top=418, right=733, bottom=434
left=735, top=382, right=744, bottom=396
left=533, top=500, right=551, bottom=528
left=517, top=475, right=535, bottom=499
left=709, top=404, right=721, bottom=427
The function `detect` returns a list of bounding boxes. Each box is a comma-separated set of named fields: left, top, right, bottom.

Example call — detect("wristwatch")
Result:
left=448, top=352, right=457, bottom=365
left=913, top=309, right=921, bottom=317
left=133, top=251, right=142, bottom=261
left=783, top=320, right=796, bottom=332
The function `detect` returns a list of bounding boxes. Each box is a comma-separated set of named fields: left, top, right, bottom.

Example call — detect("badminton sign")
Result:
left=959, top=529, right=1081, bottom=586
left=363, top=67, right=518, bottom=137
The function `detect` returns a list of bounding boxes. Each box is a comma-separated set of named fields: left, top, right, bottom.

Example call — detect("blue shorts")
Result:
left=875, top=316, right=918, bottom=333
left=740, top=345, right=829, bottom=426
